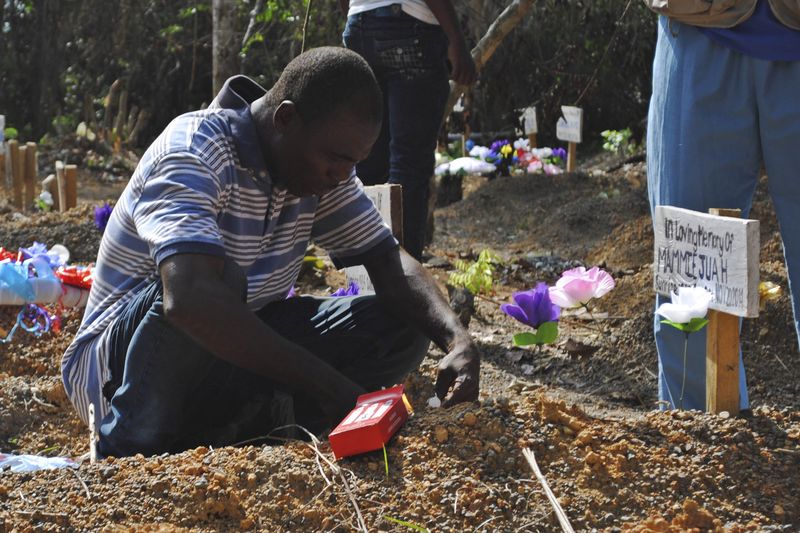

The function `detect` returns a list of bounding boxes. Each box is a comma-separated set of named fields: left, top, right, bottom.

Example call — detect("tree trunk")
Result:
left=444, top=0, right=537, bottom=119
left=212, top=0, right=239, bottom=97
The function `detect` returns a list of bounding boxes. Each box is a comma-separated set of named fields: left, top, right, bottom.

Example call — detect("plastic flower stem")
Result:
left=383, top=444, right=389, bottom=479
left=679, top=331, right=689, bottom=410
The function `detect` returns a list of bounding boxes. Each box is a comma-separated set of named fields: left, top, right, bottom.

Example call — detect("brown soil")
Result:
left=0, top=153, right=797, bottom=532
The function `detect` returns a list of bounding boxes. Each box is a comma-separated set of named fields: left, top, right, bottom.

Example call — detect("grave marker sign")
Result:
left=555, top=106, right=583, bottom=171
left=653, top=206, right=759, bottom=318
left=344, top=184, right=403, bottom=293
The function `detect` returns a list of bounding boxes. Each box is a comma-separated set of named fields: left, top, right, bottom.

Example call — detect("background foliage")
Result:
left=0, top=0, right=656, bottom=148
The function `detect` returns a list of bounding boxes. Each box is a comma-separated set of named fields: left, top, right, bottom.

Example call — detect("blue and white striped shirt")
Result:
left=62, top=76, right=397, bottom=425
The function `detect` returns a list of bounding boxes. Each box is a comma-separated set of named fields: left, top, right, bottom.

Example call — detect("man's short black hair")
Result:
left=267, top=46, right=382, bottom=125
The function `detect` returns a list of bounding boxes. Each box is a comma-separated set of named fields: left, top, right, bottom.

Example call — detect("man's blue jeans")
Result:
left=648, top=17, right=800, bottom=410
left=98, top=281, right=430, bottom=457
left=343, top=5, right=451, bottom=260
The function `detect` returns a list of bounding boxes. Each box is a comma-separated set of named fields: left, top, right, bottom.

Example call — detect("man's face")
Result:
left=275, top=105, right=380, bottom=197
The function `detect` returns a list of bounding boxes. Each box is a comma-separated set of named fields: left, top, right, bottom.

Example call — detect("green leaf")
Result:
left=513, top=332, right=539, bottom=346
left=684, top=317, right=709, bottom=333
left=536, top=321, right=559, bottom=344
left=660, top=317, right=709, bottom=333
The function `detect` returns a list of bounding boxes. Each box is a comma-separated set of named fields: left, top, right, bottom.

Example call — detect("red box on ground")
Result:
left=328, top=384, right=410, bottom=460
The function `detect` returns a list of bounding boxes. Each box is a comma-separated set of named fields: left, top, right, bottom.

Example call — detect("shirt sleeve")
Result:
left=130, top=150, right=227, bottom=266
left=311, top=174, right=399, bottom=268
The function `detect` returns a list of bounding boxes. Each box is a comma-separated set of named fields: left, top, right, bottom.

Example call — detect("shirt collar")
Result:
left=211, top=75, right=273, bottom=186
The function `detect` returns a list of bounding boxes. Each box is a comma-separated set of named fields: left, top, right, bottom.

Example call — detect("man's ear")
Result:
left=273, top=100, right=300, bottom=133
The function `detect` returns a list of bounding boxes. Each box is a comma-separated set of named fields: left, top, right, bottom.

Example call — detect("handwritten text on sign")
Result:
left=555, top=106, right=583, bottom=144
left=653, top=206, right=759, bottom=317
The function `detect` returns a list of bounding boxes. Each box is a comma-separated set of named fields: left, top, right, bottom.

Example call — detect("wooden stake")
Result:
left=55, top=160, right=67, bottom=212
left=24, top=142, right=37, bottom=211
left=8, top=139, right=22, bottom=209
left=527, top=133, right=537, bottom=149
left=567, top=142, right=577, bottom=172
left=706, top=207, right=742, bottom=416
left=64, top=164, right=78, bottom=210
left=16, top=145, right=26, bottom=210
left=0, top=151, right=5, bottom=193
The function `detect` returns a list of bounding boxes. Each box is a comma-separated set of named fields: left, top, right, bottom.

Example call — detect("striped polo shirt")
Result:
left=62, top=76, right=397, bottom=425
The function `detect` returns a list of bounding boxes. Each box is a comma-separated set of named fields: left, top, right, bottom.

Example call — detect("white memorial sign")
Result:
left=653, top=206, right=760, bottom=317
left=344, top=184, right=401, bottom=293
left=522, top=106, right=537, bottom=135
left=555, top=106, right=583, bottom=144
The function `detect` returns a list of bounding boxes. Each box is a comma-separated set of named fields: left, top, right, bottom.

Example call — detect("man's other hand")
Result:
left=434, top=340, right=480, bottom=407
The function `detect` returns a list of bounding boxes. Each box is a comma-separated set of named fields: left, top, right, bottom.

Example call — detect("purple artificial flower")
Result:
left=94, top=202, right=113, bottom=232
left=552, top=147, right=568, bottom=161
left=19, top=242, right=48, bottom=261
left=489, top=139, right=511, bottom=157
left=501, top=282, right=560, bottom=329
left=286, top=286, right=297, bottom=298
left=331, top=280, right=360, bottom=297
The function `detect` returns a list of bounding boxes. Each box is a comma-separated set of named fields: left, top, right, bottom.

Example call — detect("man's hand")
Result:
left=434, top=340, right=480, bottom=407
left=448, top=42, right=477, bottom=86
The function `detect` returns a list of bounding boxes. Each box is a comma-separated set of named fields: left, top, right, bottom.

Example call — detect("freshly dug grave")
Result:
left=0, top=160, right=798, bottom=531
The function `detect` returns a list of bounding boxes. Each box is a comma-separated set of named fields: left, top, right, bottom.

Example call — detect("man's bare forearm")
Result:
left=366, top=247, right=471, bottom=352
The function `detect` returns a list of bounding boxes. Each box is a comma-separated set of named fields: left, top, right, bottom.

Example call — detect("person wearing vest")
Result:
left=644, top=0, right=800, bottom=410
left=339, top=0, right=477, bottom=261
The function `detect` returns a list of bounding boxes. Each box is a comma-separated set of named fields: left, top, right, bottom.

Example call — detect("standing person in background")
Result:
left=644, top=0, right=800, bottom=410
left=339, top=0, right=477, bottom=260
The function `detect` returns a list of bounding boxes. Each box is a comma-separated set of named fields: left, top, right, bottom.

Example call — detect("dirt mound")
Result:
left=0, top=160, right=798, bottom=530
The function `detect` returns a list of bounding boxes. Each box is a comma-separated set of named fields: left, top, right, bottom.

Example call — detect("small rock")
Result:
left=427, top=396, right=441, bottom=408
left=463, top=412, right=477, bottom=426
left=434, top=426, right=449, bottom=443
left=719, top=411, right=731, bottom=419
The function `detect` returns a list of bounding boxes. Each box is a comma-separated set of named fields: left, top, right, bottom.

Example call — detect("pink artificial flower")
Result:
left=527, top=159, right=543, bottom=173
left=543, top=163, right=563, bottom=175
left=548, top=266, right=615, bottom=308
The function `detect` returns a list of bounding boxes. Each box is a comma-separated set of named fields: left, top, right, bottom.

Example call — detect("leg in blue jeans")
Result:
left=344, top=8, right=451, bottom=260
left=647, top=18, right=758, bottom=410
left=98, top=282, right=429, bottom=457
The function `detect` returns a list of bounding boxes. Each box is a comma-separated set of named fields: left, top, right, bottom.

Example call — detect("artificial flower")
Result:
left=543, top=163, right=563, bottom=175
left=656, top=286, right=713, bottom=326
left=331, top=280, right=360, bottom=297
left=552, top=147, right=568, bottom=161
left=94, top=202, right=113, bottom=232
left=286, top=286, right=297, bottom=298
left=501, top=283, right=560, bottom=329
left=549, top=266, right=615, bottom=308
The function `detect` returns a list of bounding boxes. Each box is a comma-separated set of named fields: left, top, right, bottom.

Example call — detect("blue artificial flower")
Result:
left=331, top=280, right=360, bottom=297
left=94, top=202, right=113, bottom=232
left=465, top=139, right=475, bottom=151
left=501, top=282, right=560, bottom=329
left=19, top=242, right=48, bottom=260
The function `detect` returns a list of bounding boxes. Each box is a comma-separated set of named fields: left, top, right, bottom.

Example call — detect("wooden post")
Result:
left=55, top=160, right=67, bottom=211
left=527, top=133, right=537, bottom=149
left=24, top=142, right=37, bottom=211
left=706, top=208, right=742, bottom=416
left=15, top=145, right=26, bottom=210
left=8, top=139, right=21, bottom=208
left=567, top=142, right=577, bottom=172
left=64, top=164, right=78, bottom=210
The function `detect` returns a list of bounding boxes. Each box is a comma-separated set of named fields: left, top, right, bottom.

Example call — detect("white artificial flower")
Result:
left=39, top=190, right=54, bottom=206
left=657, top=286, right=714, bottom=324
left=513, top=138, right=529, bottom=150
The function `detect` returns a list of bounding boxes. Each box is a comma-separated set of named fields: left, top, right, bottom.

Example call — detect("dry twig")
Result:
left=521, top=448, right=574, bottom=533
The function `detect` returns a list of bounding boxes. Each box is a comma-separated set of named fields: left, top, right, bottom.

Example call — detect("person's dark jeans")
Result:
left=343, top=5, right=451, bottom=260
left=98, top=281, right=430, bottom=458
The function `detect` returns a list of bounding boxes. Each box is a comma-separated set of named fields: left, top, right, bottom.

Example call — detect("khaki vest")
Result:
left=643, top=0, right=800, bottom=30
